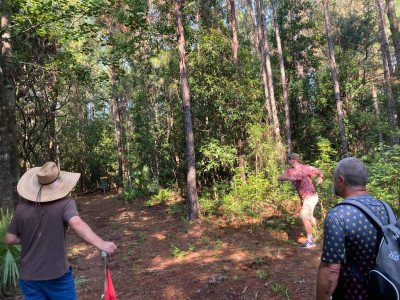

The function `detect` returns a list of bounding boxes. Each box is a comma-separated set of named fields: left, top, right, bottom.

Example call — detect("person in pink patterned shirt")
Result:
left=278, top=153, right=324, bottom=248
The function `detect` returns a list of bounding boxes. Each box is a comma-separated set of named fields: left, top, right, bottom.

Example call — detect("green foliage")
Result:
left=170, top=244, right=195, bottom=259
left=367, top=146, right=400, bottom=214
left=270, top=282, right=290, bottom=299
left=0, top=210, right=21, bottom=296
left=144, top=189, right=173, bottom=207
left=122, top=166, right=159, bottom=203
left=199, top=123, right=293, bottom=222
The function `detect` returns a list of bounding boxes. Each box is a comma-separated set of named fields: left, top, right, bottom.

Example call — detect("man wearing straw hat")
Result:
left=5, top=162, right=117, bottom=300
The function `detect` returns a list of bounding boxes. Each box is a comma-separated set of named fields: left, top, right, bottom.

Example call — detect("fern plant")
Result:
left=0, top=209, right=21, bottom=296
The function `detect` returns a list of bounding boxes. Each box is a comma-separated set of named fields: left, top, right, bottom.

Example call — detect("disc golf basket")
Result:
left=100, top=177, right=108, bottom=195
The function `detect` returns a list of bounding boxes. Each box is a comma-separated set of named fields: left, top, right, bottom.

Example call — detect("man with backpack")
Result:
left=316, top=157, right=397, bottom=299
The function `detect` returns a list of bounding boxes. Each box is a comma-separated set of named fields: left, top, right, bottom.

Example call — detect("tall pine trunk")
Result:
left=259, top=0, right=280, bottom=139
left=375, top=0, right=398, bottom=144
left=173, top=0, right=199, bottom=221
left=254, top=0, right=273, bottom=125
left=372, top=85, right=384, bottom=144
left=111, top=67, right=124, bottom=196
left=322, top=0, right=349, bottom=157
left=1, top=3, right=19, bottom=208
left=386, top=0, right=400, bottom=79
left=271, top=0, right=291, bottom=152
left=227, top=0, right=246, bottom=183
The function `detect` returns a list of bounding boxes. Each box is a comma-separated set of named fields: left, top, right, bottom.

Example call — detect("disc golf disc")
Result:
left=297, top=236, right=307, bottom=243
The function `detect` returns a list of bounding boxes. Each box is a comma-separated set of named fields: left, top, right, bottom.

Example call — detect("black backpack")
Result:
left=338, top=199, right=400, bottom=300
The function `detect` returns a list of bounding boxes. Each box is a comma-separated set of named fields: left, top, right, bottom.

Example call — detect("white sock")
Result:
left=307, top=234, right=314, bottom=243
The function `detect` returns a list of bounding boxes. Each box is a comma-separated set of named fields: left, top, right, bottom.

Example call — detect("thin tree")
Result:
left=271, top=0, right=291, bottom=152
left=254, top=0, right=275, bottom=130
left=372, top=85, right=384, bottom=144
left=111, top=68, right=124, bottom=196
left=227, top=0, right=246, bottom=183
left=386, top=0, right=400, bottom=79
left=322, top=0, right=349, bottom=157
left=173, top=0, right=200, bottom=220
left=1, top=1, right=19, bottom=207
left=259, top=0, right=280, bottom=139
left=375, top=0, right=398, bottom=144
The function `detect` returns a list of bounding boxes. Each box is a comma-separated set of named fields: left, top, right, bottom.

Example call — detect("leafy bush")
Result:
left=122, top=165, right=160, bottom=203
left=145, top=189, right=173, bottom=207
left=367, top=145, right=400, bottom=214
left=0, top=209, right=21, bottom=296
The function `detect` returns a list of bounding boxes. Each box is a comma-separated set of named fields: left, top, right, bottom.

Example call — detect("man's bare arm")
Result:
left=68, top=216, right=117, bottom=255
left=278, top=174, right=297, bottom=182
left=316, top=261, right=341, bottom=300
left=5, top=232, right=21, bottom=245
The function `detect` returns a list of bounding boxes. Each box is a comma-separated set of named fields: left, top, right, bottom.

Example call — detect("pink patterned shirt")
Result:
left=282, top=164, right=320, bottom=199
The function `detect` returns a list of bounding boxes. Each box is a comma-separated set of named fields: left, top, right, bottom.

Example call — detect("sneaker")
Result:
left=301, top=241, right=316, bottom=248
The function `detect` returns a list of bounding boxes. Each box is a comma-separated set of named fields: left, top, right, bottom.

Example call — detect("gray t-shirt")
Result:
left=7, top=197, right=79, bottom=280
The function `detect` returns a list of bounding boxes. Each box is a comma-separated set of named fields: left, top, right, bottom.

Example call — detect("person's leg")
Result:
left=299, top=196, right=318, bottom=247
left=19, top=279, right=50, bottom=300
left=310, top=217, right=317, bottom=227
left=41, top=267, right=77, bottom=300
left=302, top=218, right=313, bottom=236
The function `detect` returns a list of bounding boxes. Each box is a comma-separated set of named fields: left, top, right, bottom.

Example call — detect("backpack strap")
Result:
left=377, top=199, right=397, bottom=224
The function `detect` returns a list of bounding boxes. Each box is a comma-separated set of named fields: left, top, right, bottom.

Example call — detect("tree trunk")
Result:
left=227, top=0, right=246, bottom=183
left=386, top=0, right=400, bottom=79
left=254, top=0, right=273, bottom=125
left=173, top=0, right=199, bottom=221
left=372, top=85, right=384, bottom=144
left=375, top=0, right=398, bottom=144
left=259, top=0, right=280, bottom=139
left=0, top=54, right=13, bottom=211
left=1, top=4, right=19, bottom=208
left=322, top=0, right=349, bottom=157
left=247, top=0, right=260, bottom=55
left=271, top=0, right=291, bottom=152
left=111, top=67, right=124, bottom=196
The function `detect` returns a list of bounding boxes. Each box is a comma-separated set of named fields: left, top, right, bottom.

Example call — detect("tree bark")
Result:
left=271, top=0, right=291, bottom=152
left=173, top=0, right=199, bottom=221
left=111, top=67, right=124, bottom=196
left=375, top=0, right=398, bottom=144
left=259, top=0, right=280, bottom=139
left=386, top=0, right=400, bottom=79
left=1, top=3, right=19, bottom=208
left=372, top=85, right=384, bottom=144
left=254, top=0, right=273, bottom=125
left=227, top=0, right=246, bottom=183
left=322, top=0, right=349, bottom=157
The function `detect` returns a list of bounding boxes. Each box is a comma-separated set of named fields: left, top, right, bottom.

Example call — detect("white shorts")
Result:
left=299, top=195, right=318, bottom=219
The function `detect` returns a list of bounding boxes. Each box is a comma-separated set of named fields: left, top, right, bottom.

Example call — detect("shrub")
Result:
left=0, top=209, right=21, bottom=296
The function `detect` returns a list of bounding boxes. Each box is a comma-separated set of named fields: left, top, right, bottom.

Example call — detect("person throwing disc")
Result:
left=278, top=153, right=324, bottom=248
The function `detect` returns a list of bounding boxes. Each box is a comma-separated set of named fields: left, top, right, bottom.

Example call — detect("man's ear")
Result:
left=338, top=175, right=345, bottom=186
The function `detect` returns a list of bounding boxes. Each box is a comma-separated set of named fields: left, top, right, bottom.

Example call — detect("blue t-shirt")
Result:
left=321, top=195, right=389, bottom=299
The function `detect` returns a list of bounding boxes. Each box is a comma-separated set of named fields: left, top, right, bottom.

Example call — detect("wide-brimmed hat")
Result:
left=17, top=162, right=80, bottom=203
left=287, top=153, right=302, bottom=162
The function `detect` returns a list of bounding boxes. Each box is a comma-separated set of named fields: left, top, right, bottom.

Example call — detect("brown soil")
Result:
left=66, top=193, right=322, bottom=300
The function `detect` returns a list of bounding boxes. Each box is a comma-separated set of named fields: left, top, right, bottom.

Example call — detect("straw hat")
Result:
left=17, top=162, right=80, bottom=203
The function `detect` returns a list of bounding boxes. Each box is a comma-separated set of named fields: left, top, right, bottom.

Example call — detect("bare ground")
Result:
left=63, top=192, right=322, bottom=300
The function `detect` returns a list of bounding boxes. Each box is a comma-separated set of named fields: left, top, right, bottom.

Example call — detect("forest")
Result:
left=0, top=0, right=400, bottom=297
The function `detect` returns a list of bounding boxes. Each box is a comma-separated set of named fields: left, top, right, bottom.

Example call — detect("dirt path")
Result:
left=67, top=193, right=322, bottom=299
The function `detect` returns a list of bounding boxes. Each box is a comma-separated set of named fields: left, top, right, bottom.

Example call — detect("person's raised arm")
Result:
left=278, top=173, right=297, bottom=182
left=316, top=261, right=340, bottom=300
left=315, top=168, right=325, bottom=185
left=68, top=216, right=117, bottom=255
left=5, top=232, right=21, bottom=245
